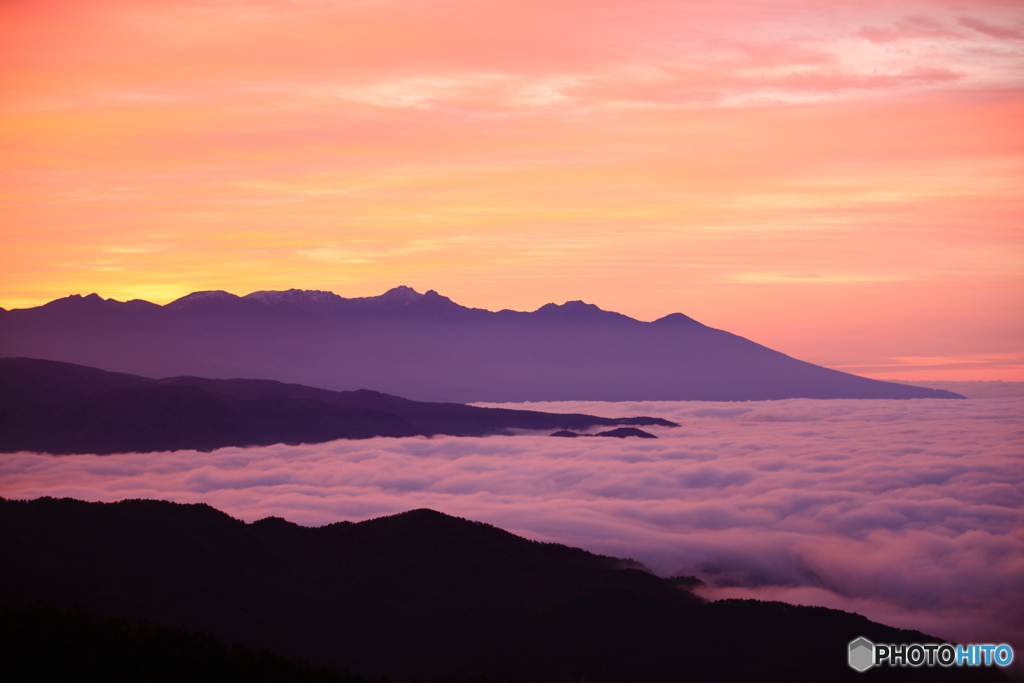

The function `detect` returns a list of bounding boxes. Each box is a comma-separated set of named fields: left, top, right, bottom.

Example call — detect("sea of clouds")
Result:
left=2, top=397, right=1021, bottom=651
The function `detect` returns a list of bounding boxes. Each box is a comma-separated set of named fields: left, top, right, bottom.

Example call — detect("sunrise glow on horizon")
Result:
left=2, top=0, right=1022, bottom=381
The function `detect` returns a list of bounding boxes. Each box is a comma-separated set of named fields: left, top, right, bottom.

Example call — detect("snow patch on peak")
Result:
left=376, top=286, right=423, bottom=305
left=165, top=291, right=240, bottom=309
left=244, top=289, right=344, bottom=307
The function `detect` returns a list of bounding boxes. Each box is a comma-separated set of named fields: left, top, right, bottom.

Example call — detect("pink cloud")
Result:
left=2, top=397, right=1021, bottom=651
left=2, top=0, right=1021, bottom=382
left=958, top=16, right=1024, bottom=41
left=857, top=15, right=968, bottom=43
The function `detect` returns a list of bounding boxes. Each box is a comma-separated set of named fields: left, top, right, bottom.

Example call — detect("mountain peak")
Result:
left=1, top=289, right=969, bottom=401
left=421, top=289, right=451, bottom=302
left=48, top=292, right=104, bottom=305
left=33, top=293, right=115, bottom=313
left=243, top=289, right=344, bottom=308
left=532, top=299, right=637, bottom=325
left=165, top=290, right=240, bottom=310
left=652, top=312, right=704, bottom=327
left=535, top=300, right=602, bottom=314
left=377, top=285, right=423, bottom=305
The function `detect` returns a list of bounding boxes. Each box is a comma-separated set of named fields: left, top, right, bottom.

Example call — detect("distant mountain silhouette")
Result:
left=549, top=427, right=658, bottom=438
left=595, top=427, right=657, bottom=438
left=0, top=358, right=674, bottom=454
left=0, top=287, right=964, bottom=402
left=0, top=497, right=1001, bottom=683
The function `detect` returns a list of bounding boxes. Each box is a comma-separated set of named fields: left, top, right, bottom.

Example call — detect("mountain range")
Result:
left=1, top=496, right=1001, bottom=683
left=0, top=358, right=674, bottom=455
left=0, top=287, right=963, bottom=402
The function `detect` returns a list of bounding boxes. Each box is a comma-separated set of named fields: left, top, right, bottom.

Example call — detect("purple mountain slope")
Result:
left=0, top=287, right=963, bottom=402
left=0, top=358, right=675, bottom=454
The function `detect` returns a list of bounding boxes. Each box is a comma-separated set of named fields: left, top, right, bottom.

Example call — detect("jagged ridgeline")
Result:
left=0, top=497, right=1003, bottom=683
left=0, top=287, right=963, bottom=403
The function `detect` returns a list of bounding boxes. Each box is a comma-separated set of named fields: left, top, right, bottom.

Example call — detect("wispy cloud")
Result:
left=1, top=0, right=1021, bottom=379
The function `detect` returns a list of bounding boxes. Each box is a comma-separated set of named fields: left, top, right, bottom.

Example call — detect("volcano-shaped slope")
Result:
left=0, top=288, right=964, bottom=402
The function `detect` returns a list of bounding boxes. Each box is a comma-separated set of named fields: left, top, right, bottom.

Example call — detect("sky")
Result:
left=3, top=398, right=1021, bottom=652
left=1, top=0, right=1022, bottom=380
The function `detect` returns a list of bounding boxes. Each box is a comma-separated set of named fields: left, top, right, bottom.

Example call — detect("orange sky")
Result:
left=2, top=0, right=1022, bottom=380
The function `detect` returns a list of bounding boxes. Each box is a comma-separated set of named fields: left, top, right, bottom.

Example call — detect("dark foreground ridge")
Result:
left=0, top=496, right=1003, bottom=683
left=0, top=287, right=965, bottom=402
left=2, top=602, right=464, bottom=683
left=0, top=358, right=674, bottom=455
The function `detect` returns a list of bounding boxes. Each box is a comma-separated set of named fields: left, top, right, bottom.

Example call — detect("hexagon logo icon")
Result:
left=849, top=637, right=874, bottom=672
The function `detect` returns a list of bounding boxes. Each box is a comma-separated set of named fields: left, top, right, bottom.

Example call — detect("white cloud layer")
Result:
left=2, top=397, right=1022, bottom=650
